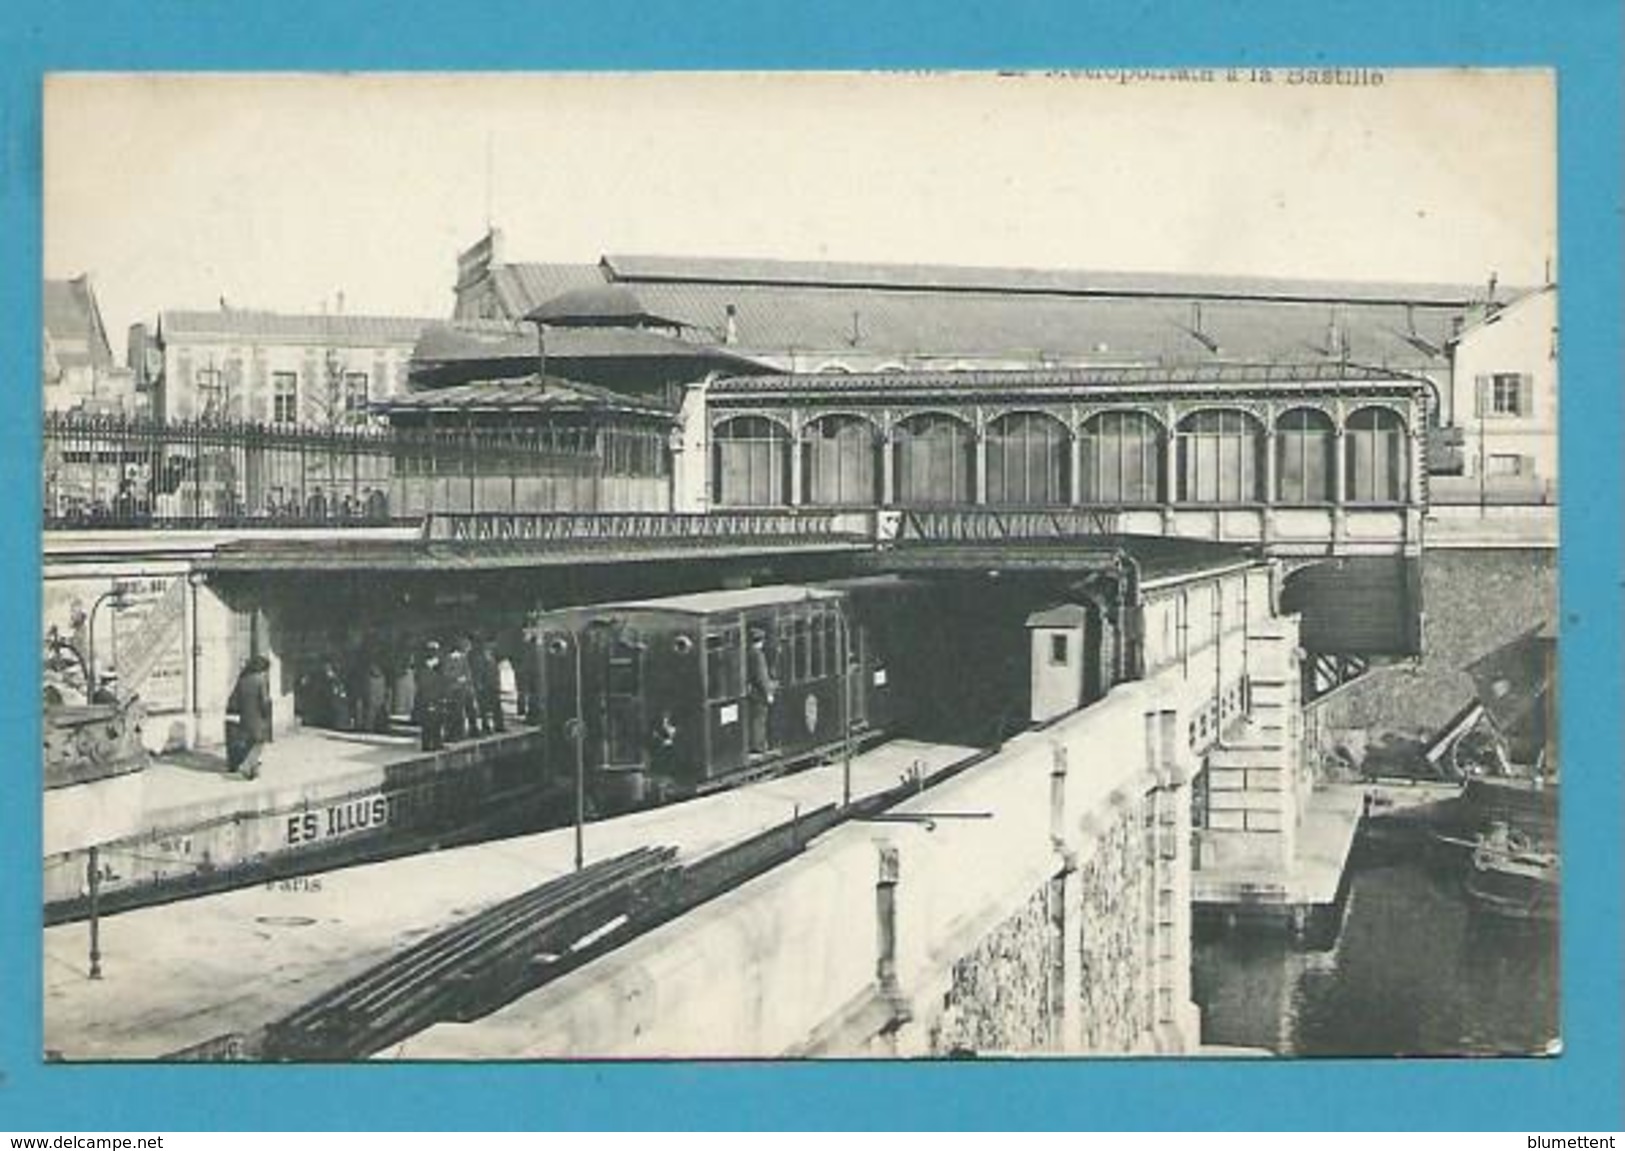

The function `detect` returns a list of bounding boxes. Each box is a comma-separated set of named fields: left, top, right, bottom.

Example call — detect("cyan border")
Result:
left=3, top=0, right=1619, bottom=1131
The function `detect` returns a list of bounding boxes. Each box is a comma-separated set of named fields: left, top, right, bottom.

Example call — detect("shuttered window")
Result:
left=1475, top=372, right=1534, bottom=419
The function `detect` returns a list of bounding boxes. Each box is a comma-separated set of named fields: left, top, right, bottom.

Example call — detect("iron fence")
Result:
left=43, top=412, right=671, bottom=529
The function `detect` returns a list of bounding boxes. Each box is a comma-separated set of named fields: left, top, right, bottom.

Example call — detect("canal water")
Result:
left=1192, top=847, right=1560, bottom=1056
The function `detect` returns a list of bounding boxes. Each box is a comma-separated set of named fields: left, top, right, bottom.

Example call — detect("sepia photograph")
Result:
left=40, top=69, right=1558, bottom=1063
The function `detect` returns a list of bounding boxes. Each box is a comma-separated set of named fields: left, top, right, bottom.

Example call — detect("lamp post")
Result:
left=835, top=602, right=855, bottom=809
left=85, top=587, right=130, bottom=701
left=551, top=630, right=588, bottom=873
left=87, top=847, right=102, bottom=979
left=551, top=619, right=622, bottom=873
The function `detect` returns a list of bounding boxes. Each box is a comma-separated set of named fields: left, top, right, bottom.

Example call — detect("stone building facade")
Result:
left=152, top=308, right=436, bottom=425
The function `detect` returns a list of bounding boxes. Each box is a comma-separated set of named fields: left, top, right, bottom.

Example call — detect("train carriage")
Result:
left=535, top=580, right=913, bottom=807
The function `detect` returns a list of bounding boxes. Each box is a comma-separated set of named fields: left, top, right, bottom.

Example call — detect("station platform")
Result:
left=44, top=719, right=547, bottom=915
left=43, top=738, right=974, bottom=1060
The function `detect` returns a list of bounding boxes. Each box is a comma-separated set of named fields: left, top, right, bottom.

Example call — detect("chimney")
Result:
left=335, top=290, right=346, bottom=316
left=723, top=304, right=738, bottom=346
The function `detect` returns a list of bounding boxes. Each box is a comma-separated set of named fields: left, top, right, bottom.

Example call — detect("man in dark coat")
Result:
left=361, top=658, right=391, bottom=734
left=746, top=628, right=777, bottom=756
left=516, top=616, right=545, bottom=724
left=417, top=642, right=446, bottom=752
left=472, top=635, right=505, bottom=735
left=649, top=711, right=680, bottom=787
left=227, top=654, right=273, bottom=779
left=442, top=637, right=476, bottom=742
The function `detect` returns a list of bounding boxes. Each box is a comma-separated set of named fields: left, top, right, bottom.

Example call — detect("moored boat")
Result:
left=1464, top=821, right=1559, bottom=922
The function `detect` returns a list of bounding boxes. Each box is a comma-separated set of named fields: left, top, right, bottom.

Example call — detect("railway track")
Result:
left=260, top=846, right=678, bottom=1061
left=168, top=740, right=997, bottom=1062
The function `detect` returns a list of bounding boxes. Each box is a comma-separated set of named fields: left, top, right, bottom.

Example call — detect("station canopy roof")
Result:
left=375, top=374, right=676, bottom=420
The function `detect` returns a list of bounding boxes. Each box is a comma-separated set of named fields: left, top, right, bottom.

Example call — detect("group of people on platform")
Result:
left=291, top=634, right=523, bottom=754
left=413, top=635, right=509, bottom=751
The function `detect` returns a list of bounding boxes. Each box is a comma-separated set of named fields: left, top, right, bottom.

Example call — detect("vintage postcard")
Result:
left=41, top=70, right=1557, bottom=1062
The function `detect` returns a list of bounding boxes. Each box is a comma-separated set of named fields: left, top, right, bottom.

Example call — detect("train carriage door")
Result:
left=704, top=621, right=746, bottom=777
left=603, top=631, right=646, bottom=769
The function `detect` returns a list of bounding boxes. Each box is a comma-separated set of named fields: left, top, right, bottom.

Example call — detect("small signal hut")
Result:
left=1026, top=603, right=1092, bottom=724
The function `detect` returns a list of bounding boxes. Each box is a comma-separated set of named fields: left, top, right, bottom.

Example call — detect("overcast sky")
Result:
left=44, top=70, right=1555, bottom=347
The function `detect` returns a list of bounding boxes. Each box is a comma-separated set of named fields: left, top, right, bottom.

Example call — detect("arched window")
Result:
left=1346, top=406, right=1408, bottom=503
left=802, top=414, right=878, bottom=506
left=893, top=412, right=974, bottom=505
left=1079, top=410, right=1164, bottom=504
left=986, top=411, right=1070, bottom=505
left=1275, top=408, right=1335, bottom=504
left=1177, top=410, right=1263, bottom=503
left=712, top=416, right=790, bottom=507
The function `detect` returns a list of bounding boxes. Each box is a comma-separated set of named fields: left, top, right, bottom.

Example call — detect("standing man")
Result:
left=361, top=656, right=391, bottom=734
left=417, top=641, right=446, bottom=752
left=519, top=612, right=546, bottom=724
left=226, top=654, right=272, bottom=780
left=746, top=628, right=777, bottom=757
left=442, top=636, right=476, bottom=742
left=649, top=711, right=680, bottom=791
left=472, top=634, right=505, bottom=735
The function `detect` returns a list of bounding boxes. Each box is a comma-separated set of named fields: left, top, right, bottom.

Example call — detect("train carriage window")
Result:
left=606, top=637, right=642, bottom=696
left=792, top=616, right=811, bottom=683
left=775, top=617, right=795, bottom=684
left=706, top=627, right=742, bottom=701
left=809, top=611, right=826, bottom=679
left=805, top=614, right=818, bottom=680
left=786, top=621, right=806, bottom=682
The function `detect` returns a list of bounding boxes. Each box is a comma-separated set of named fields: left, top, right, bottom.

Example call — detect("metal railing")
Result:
left=43, top=412, right=668, bottom=530
left=425, top=510, right=866, bottom=545
left=889, top=507, right=1124, bottom=544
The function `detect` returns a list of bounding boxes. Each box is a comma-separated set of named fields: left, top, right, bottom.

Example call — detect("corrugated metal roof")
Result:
left=376, top=374, right=675, bottom=417
left=159, top=310, right=438, bottom=345
left=491, top=263, right=610, bottom=315
left=603, top=253, right=1489, bottom=307
left=484, top=259, right=1481, bottom=369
